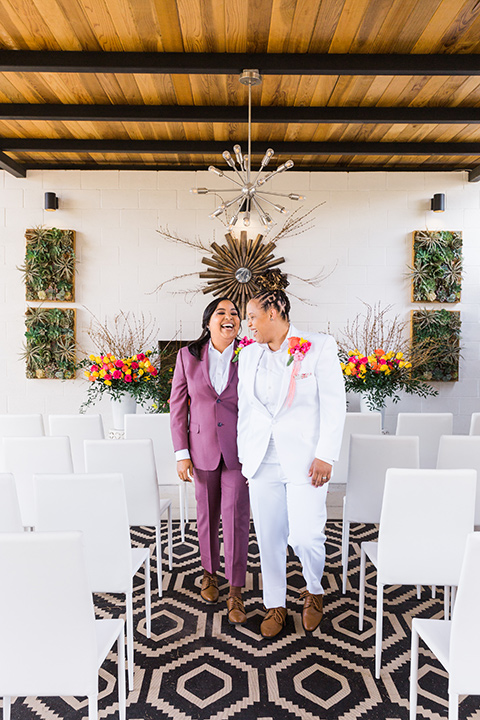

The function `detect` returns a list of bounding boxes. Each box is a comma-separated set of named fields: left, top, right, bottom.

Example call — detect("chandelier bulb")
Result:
left=243, top=211, right=251, bottom=227
left=261, top=148, right=275, bottom=167
left=288, top=193, right=304, bottom=201
left=285, top=159, right=294, bottom=170
left=233, top=144, right=243, bottom=165
left=208, top=165, right=224, bottom=177
left=191, top=187, right=209, bottom=195
left=210, top=205, right=225, bottom=219
left=222, top=150, right=236, bottom=169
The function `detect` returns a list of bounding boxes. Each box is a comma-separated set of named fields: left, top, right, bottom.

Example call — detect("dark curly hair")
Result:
left=187, top=296, right=241, bottom=360
left=251, top=269, right=291, bottom=321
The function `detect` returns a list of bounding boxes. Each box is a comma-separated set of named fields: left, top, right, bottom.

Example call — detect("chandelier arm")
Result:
left=224, top=193, right=246, bottom=209
left=256, top=190, right=302, bottom=198
left=220, top=173, right=245, bottom=188
left=256, top=194, right=285, bottom=213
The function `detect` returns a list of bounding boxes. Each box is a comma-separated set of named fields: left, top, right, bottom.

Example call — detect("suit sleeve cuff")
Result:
left=175, top=449, right=191, bottom=461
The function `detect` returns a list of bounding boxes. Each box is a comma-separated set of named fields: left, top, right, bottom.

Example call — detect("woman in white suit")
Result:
left=237, top=277, right=346, bottom=638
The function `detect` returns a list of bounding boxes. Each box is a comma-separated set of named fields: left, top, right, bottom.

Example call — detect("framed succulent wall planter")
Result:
left=24, top=307, right=76, bottom=379
left=410, top=230, right=462, bottom=303
left=411, top=309, right=461, bottom=382
left=21, top=227, right=75, bottom=301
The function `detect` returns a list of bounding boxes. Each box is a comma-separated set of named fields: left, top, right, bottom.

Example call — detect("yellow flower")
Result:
left=345, top=368, right=352, bottom=376
left=138, top=369, right=144, bottom=376
left=99, top=369, right=106, bottom=378
left=104, top=380, right=112, bottom=386
left=340, top=362, right=346, bottom=370
left=396, top=352, right=404, bottom=360
left=399, top=361, right=405, bottom=368
left=89, top=354, right=96, bottom=362
left=405, top=362, right=412, bottom=369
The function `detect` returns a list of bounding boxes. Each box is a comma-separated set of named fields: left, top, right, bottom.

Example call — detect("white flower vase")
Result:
left=111, top=394, right=137, bottom=430
left=359, top=393, right=385, bottom=429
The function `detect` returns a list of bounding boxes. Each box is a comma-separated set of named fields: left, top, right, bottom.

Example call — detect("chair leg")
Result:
left=375, top=583, right=384, bottom=679
left=3, top=696, right=11, bottom=720
left=359, top=543, right=367, bottom=631
left=444, top=586, right=450, bottom=620
left=88, top=694, right=98, bottom=720
left=448, top=692, right=459, bottom=720
left=451, top=585, right=457, bottom=614
left=117, top=626, right=126, bottom=720
left=184, top=481, right=189, bottom=524
left=155, top=523, right=163, bottom=599
left=416, top=585, right=421, bottom=599
left=342, top=518, right=350, bottom=594
left=145, top=554, right=151, bottom=639
left=126, top=592, right=134, bottom=692
left=178, top=484, right=185, bottom=543
left=167, top=504, right=173, bottom=571
left=409, top=626, right=419, bottom=720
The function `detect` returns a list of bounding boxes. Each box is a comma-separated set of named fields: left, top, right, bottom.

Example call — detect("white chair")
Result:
left=124, top=413, right=188, bottom=542
left=48, top=414, right=104, bottom=473
left=0, top=436, right=73, bottom=527
left=359, top=468, right=476, bottom=679
left=437, top=434, right=480, bottom=529
left=34, top=473, right=150, bottom=693
left=342, top=434, right=419, bottom=593
left=0, top=473, right=23, bottom=531
left=469, top=413, right=480, bottom=435
left=410, top=532, right=480, bottom=720
left=0, top=414, right=44, bottom=438
left=0, top=531, right=126, bottom=720
left=85, top=438, right=173, bottom=597
left=396, top=412, right=453, bottom=469
left=333, top=412, right=382, bottom=485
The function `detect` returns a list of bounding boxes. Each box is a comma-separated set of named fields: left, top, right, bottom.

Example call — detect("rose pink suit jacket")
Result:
left=169, top=342, right=242, bottom=471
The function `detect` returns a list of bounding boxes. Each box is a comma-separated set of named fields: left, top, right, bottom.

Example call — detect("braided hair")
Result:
left=187, top=296, right=241, bottom=360
left=252, top=269, right=291, bottom=320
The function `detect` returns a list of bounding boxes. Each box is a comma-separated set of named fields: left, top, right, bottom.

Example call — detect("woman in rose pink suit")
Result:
left=169, top=297, right=250, bottom=624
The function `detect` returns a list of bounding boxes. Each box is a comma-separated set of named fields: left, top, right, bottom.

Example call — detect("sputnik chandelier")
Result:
left=191, top=69, right=305, bottom=230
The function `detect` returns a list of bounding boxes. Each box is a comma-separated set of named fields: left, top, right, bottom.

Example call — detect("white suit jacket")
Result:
left=237, top=325, right=346, bottom=483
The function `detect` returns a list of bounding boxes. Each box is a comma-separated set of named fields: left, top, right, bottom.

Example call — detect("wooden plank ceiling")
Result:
left=2, top=0, right=480, bottom=176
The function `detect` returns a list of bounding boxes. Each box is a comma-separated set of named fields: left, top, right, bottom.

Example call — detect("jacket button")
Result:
left=216, top=398, right=221, bottom=403
left=218, top=422, right=223, bottom=427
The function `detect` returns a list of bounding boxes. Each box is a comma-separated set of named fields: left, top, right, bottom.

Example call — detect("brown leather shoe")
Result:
left=301, top=590, right=323, bottom=631
left=200, top=571, right=219, bottom=603
left=226, top=595, right=247, bottom=624
left=260, top=607, right=287, bottom=638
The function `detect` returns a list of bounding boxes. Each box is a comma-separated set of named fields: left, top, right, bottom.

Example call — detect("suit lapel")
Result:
left=222, top=338, right=239, bottom=393
left=200, top=343, right=216, bottom=394
left=273, top=324, right=301, bottom=415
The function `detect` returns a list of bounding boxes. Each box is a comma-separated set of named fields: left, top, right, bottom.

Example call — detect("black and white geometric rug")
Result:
left=8, top=522, right=480, bottom=719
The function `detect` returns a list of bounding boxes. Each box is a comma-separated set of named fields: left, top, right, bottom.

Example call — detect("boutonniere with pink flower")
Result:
left=286, top=336, right=312, bottom=407
left=232, top=336, right=255, bottom=363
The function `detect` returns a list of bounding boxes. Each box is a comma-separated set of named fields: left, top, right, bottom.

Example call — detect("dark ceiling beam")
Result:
left=4, top=138, right=480, bottom=156
left=2, top=103, right=480, bottom=124
left=468, top=166, right=480, bottom=182
left=24, top=163, right=470, bottom=173
left=0, top=151, right=25, bottom=177
left=0, top=51, right=480, bottom=76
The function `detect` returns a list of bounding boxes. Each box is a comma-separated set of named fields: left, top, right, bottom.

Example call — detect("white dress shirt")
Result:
left=175, top=340, right=234, bottom=461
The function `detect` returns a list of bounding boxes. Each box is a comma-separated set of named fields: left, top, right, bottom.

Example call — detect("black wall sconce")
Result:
left=431, top=193, right=445, bottom=212
left=44, top=192, right=59, bottom=211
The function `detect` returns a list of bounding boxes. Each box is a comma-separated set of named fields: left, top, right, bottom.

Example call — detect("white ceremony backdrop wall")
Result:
left=0, top=168, right=479, bottom=436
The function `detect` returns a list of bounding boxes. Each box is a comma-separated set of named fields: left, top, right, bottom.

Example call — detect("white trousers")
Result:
left=249, top=462, right=328, bottom=608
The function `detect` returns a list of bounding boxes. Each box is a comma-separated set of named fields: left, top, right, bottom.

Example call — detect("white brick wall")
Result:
left=1, top=168, right=479, bottom=436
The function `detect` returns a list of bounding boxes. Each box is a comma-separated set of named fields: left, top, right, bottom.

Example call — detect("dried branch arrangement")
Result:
left=82, top=310, right=160, bottom=359
left=337, top=302, right=409, bottom=357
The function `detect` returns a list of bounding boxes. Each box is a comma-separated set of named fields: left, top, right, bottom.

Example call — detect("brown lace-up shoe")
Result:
left=200, top=570, right=219, bottom=603
left=226, top=595, right=247, bottom=624
left=301, top=590, right=323, bottom=631
left=260, top=607, right=287, bottom=638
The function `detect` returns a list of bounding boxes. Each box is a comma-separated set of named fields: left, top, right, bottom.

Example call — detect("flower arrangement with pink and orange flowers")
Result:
left=78, top=310, right=174, bottom=413
left=232, top=336, right=255, bottom=363
left=338, top=302, right=437, bottom=411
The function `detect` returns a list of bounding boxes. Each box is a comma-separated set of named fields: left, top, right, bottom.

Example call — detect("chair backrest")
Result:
left=333, top=412, right=382, bottom=484
left=0, top=473, right=23, bottom=531
left=0, top=531, right=97, bottom=697
left=345, top=434, right=419, bottom=523
left=377, top=468, right=476, bottom=586
left=395, top=412, right=453, bottom=468
left=0, top=436, right=73, bottom=527
left=124, top=413, right=178, bottom=486
left=34, top=473, right=133, bottom=593
left=84, top=438, right=160, bottom=526
left=450, top=532, right=480, bottom=694
left=0, top=414, right=44, bottom=438
left=48, top=414, right=105, bottom=473
left=469, top=413, right=480, bottom=436
left=436, top=435, right=480, bottom=527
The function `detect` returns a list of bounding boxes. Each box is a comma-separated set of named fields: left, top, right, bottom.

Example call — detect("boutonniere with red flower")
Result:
left=232, top=336, right=255, bottom=363
left=286, top=336, right=312, bottom=407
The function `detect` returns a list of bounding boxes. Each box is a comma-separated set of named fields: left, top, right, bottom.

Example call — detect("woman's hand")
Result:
left=177, top=458, right=194, bottom=482
left=308, top=459, right=332, bottom=487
